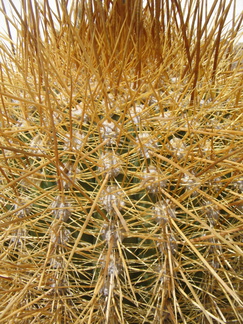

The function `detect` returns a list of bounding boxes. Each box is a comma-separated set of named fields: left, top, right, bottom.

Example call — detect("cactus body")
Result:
left=0, top=1, right=242, bottom=323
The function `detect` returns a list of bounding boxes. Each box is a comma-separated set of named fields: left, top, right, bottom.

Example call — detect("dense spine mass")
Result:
left=0, top=1, right=242, bottom=323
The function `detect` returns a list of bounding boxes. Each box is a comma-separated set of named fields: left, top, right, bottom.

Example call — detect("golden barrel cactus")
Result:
left=0, top=0, right=242, bottom=323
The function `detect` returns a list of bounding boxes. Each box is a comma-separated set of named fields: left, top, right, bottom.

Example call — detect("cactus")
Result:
left=0, top=0, right=242, bottom=323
